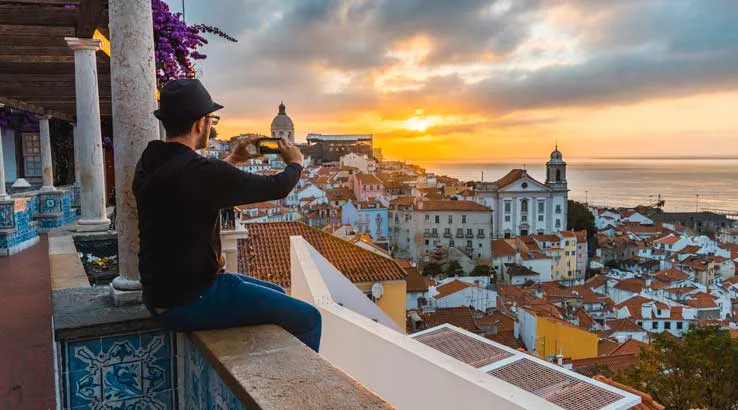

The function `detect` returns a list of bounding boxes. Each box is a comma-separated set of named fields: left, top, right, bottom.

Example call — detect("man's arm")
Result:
left=207, top=160, right=303, bottom=209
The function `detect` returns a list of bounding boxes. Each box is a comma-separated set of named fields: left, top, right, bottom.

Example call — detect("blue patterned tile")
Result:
left=62, top=331, right=177, bottom=410
left=0, top=203, right=14, bottom=229
left=67, top=338, right=102, bottom=372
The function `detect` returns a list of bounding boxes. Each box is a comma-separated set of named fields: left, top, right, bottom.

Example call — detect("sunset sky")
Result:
left=176, top=0, right=738, bottom=162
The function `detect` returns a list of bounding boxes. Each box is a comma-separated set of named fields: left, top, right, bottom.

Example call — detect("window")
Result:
left=664, top=322, right=671, bottom=330
left=432, top=228, right=438, bottom=235
left=478, top=229, right=484, bottom=236
left=448, top=215, right=453, bottom=224
left=504, top=231, right=511, bottom=239
left=677, top=322, right=683, bottom=330
left=435, top=215, right=440, bottom=223
left=425, top=240, right=429, bottom=245
left=462, top=215, right=467, bottom=224
left=637, top=321, right=643, bottom=327
left=538, top=201, right=544, bottom=214
left=504, top=201, right=511, bottom=213
left=478, top=243, right=483, bottom=248
left=555, top=219, right=561, bottom=228
left=467, top=228, right=473, bottom=236
left=466, top=240, right=473, bottom=248
left=425, top=214, right=429, bottom=221
left=652, top=322, right=658, bottom=330
left=521, top=199, right=528, bottom=213
left=457, top=228, right=463, bottom=236
left=538, top=215, right=544, bottom=222
left=449, top=240, right=455, bottom=248
left=444, top=228, right=451, bottom=235
left=521, top=215, right=527, bottom=222
left=555, top=204, right=562, bottom=214
left=504, top=215, right=511, bottom=222
left=22, top=134, right=42, bottom=177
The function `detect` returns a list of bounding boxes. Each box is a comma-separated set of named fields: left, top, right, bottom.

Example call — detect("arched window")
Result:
left=521, top=199, right=528, bottom=213
left=556, top=169, right=561, bottom=182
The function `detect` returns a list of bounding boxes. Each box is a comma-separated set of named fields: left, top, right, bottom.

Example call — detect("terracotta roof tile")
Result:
left=434, top=279, right=475, bottom=299
left=353, top=173, right=385, bottom=185
left=614, top=278, right=646, bottom=294
left=567, top=354, right=638, bottom=377
left=606, top=318, right=646, bottom=333
left=241, top=222, right=406, bottom=288
left=404, top=266, right=428, bottom=292
left=574, top=308, right=596, bottom=329
left=505, top=263, right=540, bottom=277
left=476, top=312, right=516, bottom=331
left=493, top=239, right=517, bottom=256
left=609, top=339, right=647, bottom=357
left=653, top=268, right=689, bottom=282
left=598, top=339, right=620, bottom=356
left=586, top=275, right=610, bottom=289
left=485, top=331, right=523, bottom=350
left=416, top=307, right=481, bottom=333
left=416, top=200, right=491, bottom=212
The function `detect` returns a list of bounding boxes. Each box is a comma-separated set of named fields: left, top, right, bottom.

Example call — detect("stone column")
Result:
left=72, top=123, right=80, bottom=186
left=0, top=116, right=8, bottom=200
left=39, top=115, right=55, bottom=191
left=108, top=0, right=160, bottom=305
left=66, top=37, right=110, bottom=231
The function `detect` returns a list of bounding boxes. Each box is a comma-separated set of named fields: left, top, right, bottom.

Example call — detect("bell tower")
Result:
left=545, top=145, right=567, bottom=190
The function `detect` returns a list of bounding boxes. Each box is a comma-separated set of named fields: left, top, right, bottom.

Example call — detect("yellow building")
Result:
left=557, top=231, right=578, bottom=281
left=239, top=222, right=408, bottom=330
left=518, top=307, right=598, bottom=360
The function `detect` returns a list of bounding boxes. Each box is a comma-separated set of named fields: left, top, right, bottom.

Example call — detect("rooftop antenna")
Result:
left=181, top=0, right=186, bottom=22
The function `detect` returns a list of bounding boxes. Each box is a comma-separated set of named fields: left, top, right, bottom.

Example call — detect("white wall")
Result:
left=516, top=309, right=538, bottom=354
left=434, top=287, right=497, bottom=312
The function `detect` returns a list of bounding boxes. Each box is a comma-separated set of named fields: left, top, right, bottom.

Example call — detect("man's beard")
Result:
left=196, top=126, right=209, bottom=150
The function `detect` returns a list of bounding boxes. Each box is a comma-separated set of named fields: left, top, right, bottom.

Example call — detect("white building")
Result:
left=430, top=279, right=497, bottom=313
left=389, top=199, right=493, bottom=264
left=340, top=152, right=376, bottom=174
left=475, top=147, right=568, bottom=239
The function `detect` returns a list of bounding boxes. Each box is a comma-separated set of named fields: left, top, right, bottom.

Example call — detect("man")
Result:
left=133, top=79, right=321, bottom=352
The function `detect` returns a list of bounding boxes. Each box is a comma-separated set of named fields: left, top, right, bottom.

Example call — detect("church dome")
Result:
left=550, top=145, right=563, bottom=161
left=271, top=102, right=294, bottom=131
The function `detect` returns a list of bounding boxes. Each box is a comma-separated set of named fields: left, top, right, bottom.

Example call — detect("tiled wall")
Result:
left=182, top=334, right=245, bottom=410
left=59, top=330, right=177, bottom=410
left=36, top=188, right=78, bottom=230
left=0, top=197, right=39, bottom=256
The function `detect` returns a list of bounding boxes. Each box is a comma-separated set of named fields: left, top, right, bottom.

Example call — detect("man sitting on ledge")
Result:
left=133, top=79, right=321, bottom=352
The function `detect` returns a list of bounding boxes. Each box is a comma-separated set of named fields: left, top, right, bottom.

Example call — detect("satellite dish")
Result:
left=371, top=282, right=384, bottom=300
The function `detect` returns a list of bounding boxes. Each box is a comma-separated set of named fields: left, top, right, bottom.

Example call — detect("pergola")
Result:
left=0, top=0, right=111, bottom=121
left=0, top=0, right=161, bottom=305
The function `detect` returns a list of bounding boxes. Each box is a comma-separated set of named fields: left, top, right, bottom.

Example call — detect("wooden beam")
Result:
left=76, top=0, right=106, bottom=38
left=0, top=55, right=74, bottom=63
left=0, top=6, right=77, bottom=26
left=0, top=45, right=73, bottom=57
left=0, top=97, right=73, bottom=121
left=0, top=1, right=79, bottom=5
left=0, top=24, right=75, bottom=37
left=0, top=35, right=69, bottom=47
left=0, top=62, right=75, bottom=74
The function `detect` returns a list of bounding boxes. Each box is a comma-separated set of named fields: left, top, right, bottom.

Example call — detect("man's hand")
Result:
left=278, top=137, right=304, bottom=166
left=225, top=137, right=260, bottom=165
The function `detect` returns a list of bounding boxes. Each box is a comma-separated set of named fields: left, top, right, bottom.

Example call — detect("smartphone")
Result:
left=258, top=138, right=282, bottom=155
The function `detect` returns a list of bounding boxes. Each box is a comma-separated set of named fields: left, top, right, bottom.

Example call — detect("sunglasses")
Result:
left=207, top=115, right=220, bottom=126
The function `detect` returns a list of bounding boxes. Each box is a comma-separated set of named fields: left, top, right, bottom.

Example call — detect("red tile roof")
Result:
left=586, top=274, right=610, bottom=289
left=416, top=200, right=491, bottom=212
left=566, top=354, right=638, bottom=377
left=614, top=278, right=646, bottom=294
left=493, top=169, right=547, bottom=190
left=434, top=279, right=474, bottom=299
left=598, top=339, right=620, bottom=356
left=241, top=222, right=406, bottom=288
left=416, top=307, right=481, bottom=333
left=609, top=338, right=647, bottom=357
left=404, top=266, right=428, bottom=293
left=653, top=268, right=689, bottom=282
left=606, top=318, right=646, bottom=333
left=592, top=376, right=666, bottom=410
left=575, top=308, right=595, bottom=329
left=493, top=239, right=517, bottom=257
left=485, top=331, right=523, bottom=350
left=326, top=186, right=353, bottom=201
left=353, top=173, right=385, bottom=186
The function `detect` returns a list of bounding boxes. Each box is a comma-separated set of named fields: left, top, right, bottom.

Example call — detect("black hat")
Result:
left=153, top=79, right=223, bottom=121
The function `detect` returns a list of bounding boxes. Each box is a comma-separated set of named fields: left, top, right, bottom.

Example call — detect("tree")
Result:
left=567, top=200, right=597, bottom=255
left=615, top=326, right=738, bottom=410
left=422, top=262, right=442, bottom=276
left=445, top=260, right=464, bottom=277
left=471, top=264, right=491, bottom=276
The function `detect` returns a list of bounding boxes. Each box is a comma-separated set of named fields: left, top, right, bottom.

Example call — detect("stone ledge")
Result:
left=192, top=325, right=394, bottom=410
left=48, top=234, right=89, bottom=290
left=52, top=286, right=157, bottom=340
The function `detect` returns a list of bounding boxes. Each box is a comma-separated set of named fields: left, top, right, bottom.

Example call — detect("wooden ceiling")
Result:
left=0, top=0, right=111, bottom=121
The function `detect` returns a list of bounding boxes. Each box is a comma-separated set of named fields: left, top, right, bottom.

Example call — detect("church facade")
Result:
left=475, top=147, right=568, bottom=239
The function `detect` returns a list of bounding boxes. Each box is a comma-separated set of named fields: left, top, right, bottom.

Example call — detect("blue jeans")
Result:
left=152, top=273, right=321, bottom=352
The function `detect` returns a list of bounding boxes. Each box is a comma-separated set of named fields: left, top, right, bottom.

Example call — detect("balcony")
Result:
left=456, top=232, right=464, bottom=238
left=477, top=232, right=486, bottom=239
left=466, top=232, right=474, bottom=238
left=443, top=232, right=453, bottom=238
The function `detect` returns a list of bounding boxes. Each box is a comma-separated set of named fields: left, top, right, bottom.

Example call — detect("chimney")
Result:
left=556, top=354, right=564, bottom=366
left=513, top=319, right=520, bottom=339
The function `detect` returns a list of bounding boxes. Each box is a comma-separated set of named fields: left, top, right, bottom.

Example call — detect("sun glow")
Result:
left=404, top=116, right=437, bottom=132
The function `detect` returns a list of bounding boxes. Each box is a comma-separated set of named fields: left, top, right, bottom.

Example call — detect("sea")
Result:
left=418, top=159, right=738, bottom=213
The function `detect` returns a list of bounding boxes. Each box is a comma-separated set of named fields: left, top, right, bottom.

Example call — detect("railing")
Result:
left=443, top=232, right=452, bottom=238
left=456, top=232, right=464, bottom=238
left=466, top=232, right=474, bottom=238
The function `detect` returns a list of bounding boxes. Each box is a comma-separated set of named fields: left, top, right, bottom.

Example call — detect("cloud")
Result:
left=179, top=0, right=738, bottom=131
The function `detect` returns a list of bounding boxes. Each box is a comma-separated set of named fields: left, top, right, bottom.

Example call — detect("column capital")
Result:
left=38, top=114, right=52, bottom=121
left=65, top=37, right=102, bottom=52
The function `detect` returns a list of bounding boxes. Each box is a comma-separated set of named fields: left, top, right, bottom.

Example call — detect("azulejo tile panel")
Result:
left=39, top=193, right=63, bottom=214
left=62, top=330, right=177, bottom=410
left=0, top=202, right=14, bottom=229
left=183, top=335, right=245, bottom=410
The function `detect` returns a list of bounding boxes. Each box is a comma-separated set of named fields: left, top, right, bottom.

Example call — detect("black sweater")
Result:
left=133, top=140, right=302, bottom=308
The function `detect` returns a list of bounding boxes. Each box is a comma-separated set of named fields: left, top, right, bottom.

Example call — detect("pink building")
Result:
left=349, top=173, right=385, bottom=201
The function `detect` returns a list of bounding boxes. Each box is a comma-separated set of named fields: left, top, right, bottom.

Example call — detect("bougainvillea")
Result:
left=152, top=0, right=236, bottom=87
